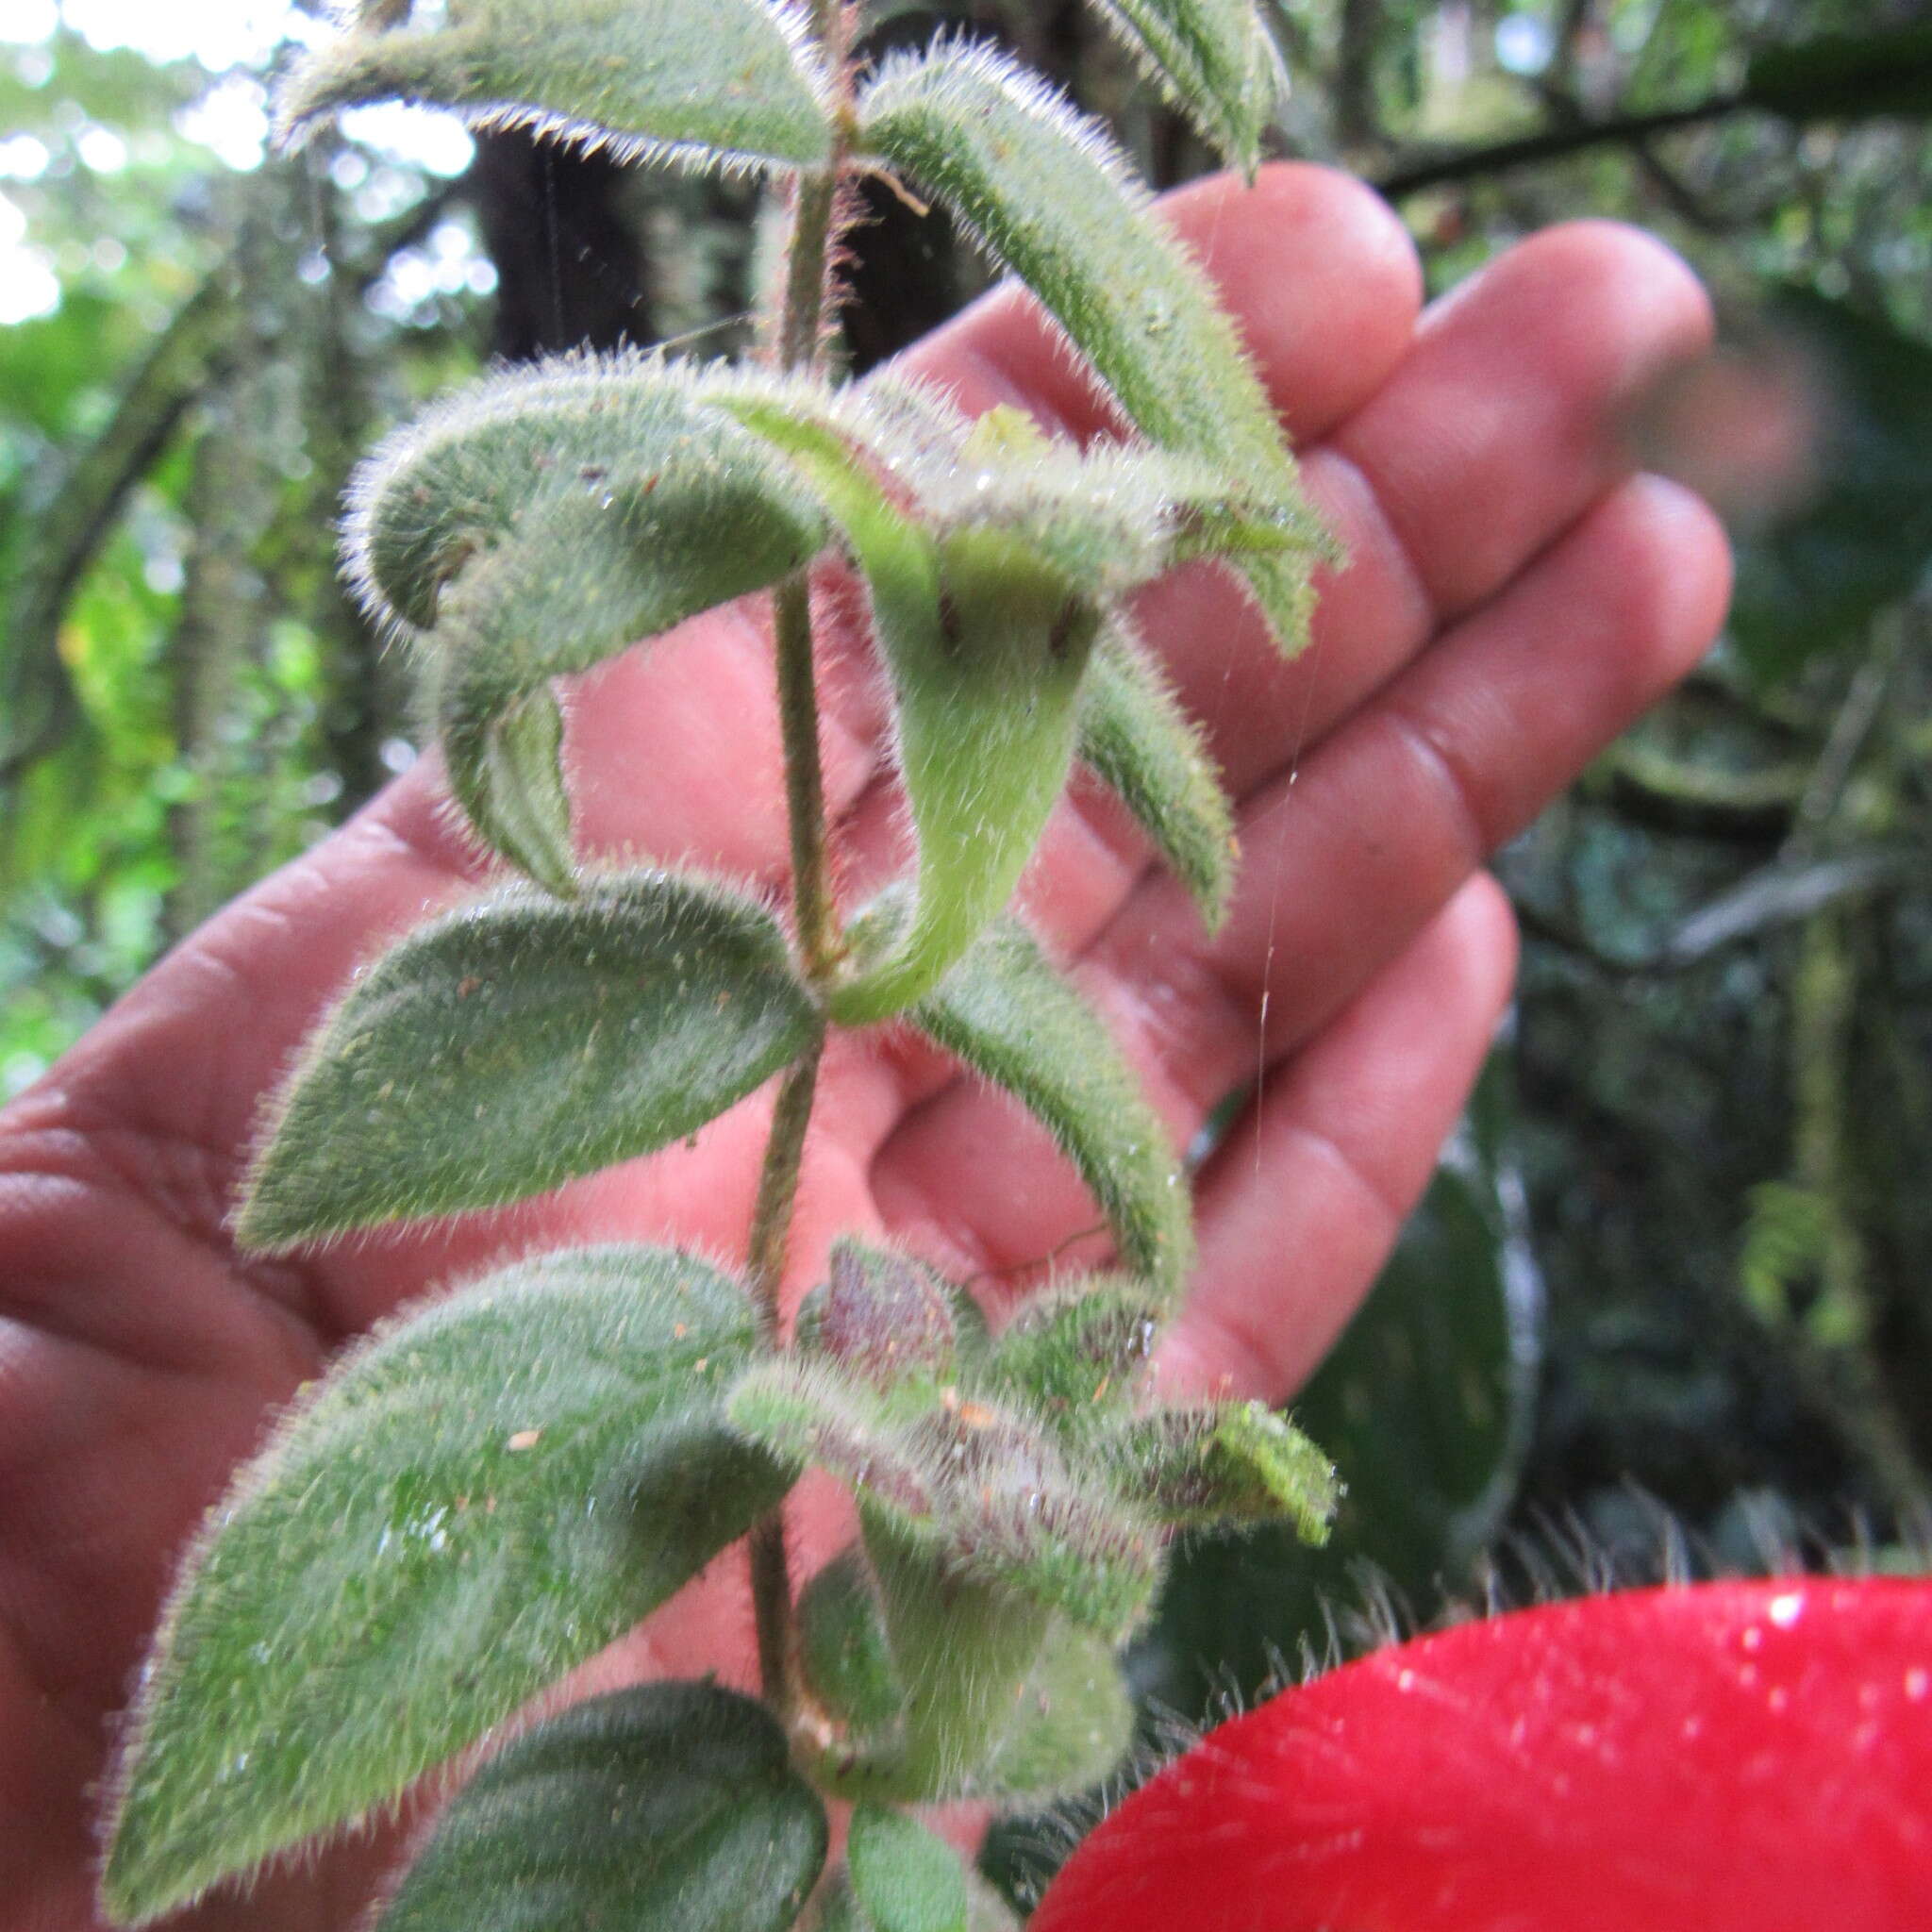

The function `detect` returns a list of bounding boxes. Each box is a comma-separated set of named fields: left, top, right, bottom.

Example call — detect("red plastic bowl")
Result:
left=1032, top=1580, right=1932, bottom=1932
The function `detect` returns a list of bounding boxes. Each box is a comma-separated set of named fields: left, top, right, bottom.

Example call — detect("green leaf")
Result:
left=974, top=1619, right=1134, bottom=1803
left=345, top=353, right=827, bottom=635
left=862, top=1524, right=1056, bottom=1803
left=102, top=1247, right=790, bottom=1925
left=1134, top=1076, right=1539, bottom=1715
left=1742, top=25, right=1932, bottom=123
left=373, top=1683, right=827, bottom=1932
left=1077, top=619, right=1237, bottom=928
left=1111, top=1399, right=1339, bottom=1540
left=911, top=918, right=1193, bottom=1300
left=984, top=1278, right=1159, bottom=1438
left=798, top=1548, right=907, bottom=1744
left=1086, top=0, right=1288, bottom=175
left=848, top=1806, right=968, bottom=1932
left=278, top=0, right=836, bottom=175
left=429, top=654, right=577, bottom=896
left=794, top=1539, right=1128, bottom=1808
left=356, top=359, right=825, bottom=878
left=720, top=394, right=1096, bottom=1020
left=727, top=1357, right=1162, bottom=1641
left=855, top=42, right=1330, bottom=652
left=237, top=871, right=818, bottom=1251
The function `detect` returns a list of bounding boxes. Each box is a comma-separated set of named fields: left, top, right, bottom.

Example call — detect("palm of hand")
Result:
left=0, top=166, right=1726, bottom=1932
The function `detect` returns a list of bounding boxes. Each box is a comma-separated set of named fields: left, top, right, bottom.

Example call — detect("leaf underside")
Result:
left=278, top=0, right=835, bottom=175
left=345, top=352, right=826, bottom=637
left=237, top=869, right=817, bottom=1252
left=1077, top=617, right=1238, bottom=929
left=1089, top=0, right=1288, bottom=175
left=912, top=917, right=1193, bottom=1300
left=346, top=355, right=826, bottom=881
left=722, top=392, right=1095, bottom=1021
left=856, top=40, right=1330, bottom=651
left=103, top=1247, right=789, bottom=1926
left=373, top=1683, right=827, bottom=1932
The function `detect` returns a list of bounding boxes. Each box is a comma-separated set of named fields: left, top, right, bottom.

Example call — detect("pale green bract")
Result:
left=856, top=40, right=1332, bottom=653
left=373, top=1684, right=827, bottom=1932
left=102, top=1248, right=790, bottom=1925
left=279, top=0, right=836, bottom=176
left=236, top=870, right=818, bottom=1252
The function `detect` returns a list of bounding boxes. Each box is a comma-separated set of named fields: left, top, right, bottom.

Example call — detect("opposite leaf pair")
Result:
left=347, top=354, right=1303, bottom=1016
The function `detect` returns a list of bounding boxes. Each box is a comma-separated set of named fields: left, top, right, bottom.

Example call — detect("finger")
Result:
left=867, top=473, right=1730, bottom=1278
left=1155, top=873, right=1519, bottom=1405
left=1143, top=219, right=1715, bottom=799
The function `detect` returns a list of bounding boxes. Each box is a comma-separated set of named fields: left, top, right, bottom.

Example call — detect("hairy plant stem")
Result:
left=744, top=11, right=856, bottom=1717
left=745, top=1040, right=824, bottom=1711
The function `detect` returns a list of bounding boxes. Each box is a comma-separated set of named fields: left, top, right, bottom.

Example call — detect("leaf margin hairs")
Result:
left=276, top=0, right=838, bottom=181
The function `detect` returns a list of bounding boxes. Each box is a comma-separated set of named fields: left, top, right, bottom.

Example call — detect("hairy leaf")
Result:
left=912, top=918, right=1193, bottom=1299
left=855, top=41, right=1329, bottom=651
left=795, top=1532, right=1134, bottom=1806
left=985, top=1277, right=1160, bottom=1437
left=345, top=353, right=827, bottom=634
left=1114, top=1400, right=1339, bottom=1540
left=375, top=1682, right=826, bottom=1932
left=1088, top=0, right=1288, bottom=175
left=975, top=1619, right=1134, bottom=1802
left=345, top=355, right=824, bottom=710
left=728, top=1357, right=1162, bottom=1640
left=794, top=1238, right=988, bottom=1390
left=798, top=1548, right=907, bottom=1745
left=862, top=1524, right=1057, bottom=1803
left=428, top=651, right=577, bottom=896
left=848, top=1804, right=968, bottom=1932
left=351, top=358, right=826, bottom=878
left=102, top=1248, right=789, bottom=1925
left=237, top=871, right=818, bottom=1251
left=722, top=394, right=1095, bottom=1019
left=1077, top=619, right=1237, bottom=928
left=278, top=0, right=835, bottom=175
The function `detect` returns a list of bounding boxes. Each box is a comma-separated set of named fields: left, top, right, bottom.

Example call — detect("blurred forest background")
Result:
left=4, top=0, right=1931, bottom=1895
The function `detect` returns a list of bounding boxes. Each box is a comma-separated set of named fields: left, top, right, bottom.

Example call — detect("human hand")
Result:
left=0, top=163, right=1727, bottom=1931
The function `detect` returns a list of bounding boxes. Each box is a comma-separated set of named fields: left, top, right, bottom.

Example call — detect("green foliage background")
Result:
left=5, top=0, right=1931, bottom=1896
